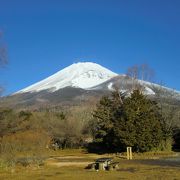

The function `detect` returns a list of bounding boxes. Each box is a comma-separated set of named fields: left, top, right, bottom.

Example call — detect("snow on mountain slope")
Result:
left=17, top=62, right=118, bottom=93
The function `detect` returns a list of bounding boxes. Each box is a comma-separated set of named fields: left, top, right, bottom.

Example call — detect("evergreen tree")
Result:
left=119, top=90, right=163, bottom=152
left=91, top=90, right=126, bottom=152
left=91, top=89, right=169, bottom=152
left=92, top=96, right=114, bottom=150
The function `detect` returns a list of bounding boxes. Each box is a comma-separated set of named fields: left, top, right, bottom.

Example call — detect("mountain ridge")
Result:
left=16, top=62, right=118, bottom=94
left=1, top=62, right=180, bottom=109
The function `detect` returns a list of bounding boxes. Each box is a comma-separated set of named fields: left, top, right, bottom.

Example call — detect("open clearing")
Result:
left=0, top=150, right=180, bottom=180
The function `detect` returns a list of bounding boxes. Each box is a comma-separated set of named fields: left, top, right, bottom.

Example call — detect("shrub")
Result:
left=0, top=130, right=50, bottom=167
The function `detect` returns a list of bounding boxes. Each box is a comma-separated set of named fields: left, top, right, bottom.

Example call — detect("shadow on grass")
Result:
left=133, top=159, right=180, bottom=168
left=117, top=167, right=137, bottom=173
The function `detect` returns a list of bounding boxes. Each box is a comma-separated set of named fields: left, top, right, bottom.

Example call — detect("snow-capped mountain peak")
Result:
left=17, top=62, right=118, bottom=93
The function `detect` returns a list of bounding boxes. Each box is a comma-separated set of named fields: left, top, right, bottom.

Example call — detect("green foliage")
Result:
left=173, top=128, right=180, bottom=150
left=91, top=90, right=172, bottom=152
left=156, top=138, right=173, bottom=152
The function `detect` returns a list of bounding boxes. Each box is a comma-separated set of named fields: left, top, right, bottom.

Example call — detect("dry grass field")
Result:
left=0, top=149, right=179, bottom=180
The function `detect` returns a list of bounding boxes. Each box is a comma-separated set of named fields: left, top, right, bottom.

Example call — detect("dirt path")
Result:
left=48, top=161, right=93, bottom=167
left=46, top=155, right=94, bottom=167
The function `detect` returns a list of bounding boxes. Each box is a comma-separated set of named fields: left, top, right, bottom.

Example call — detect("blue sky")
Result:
left=0, top=0, right=180, bottom=95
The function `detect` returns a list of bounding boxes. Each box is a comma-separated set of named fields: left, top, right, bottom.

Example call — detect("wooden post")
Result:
left=127, top=147, right=132, bottom=160
left=129, top=147, right=132, bottom=160
left=127, top=147, right=129, bottom=160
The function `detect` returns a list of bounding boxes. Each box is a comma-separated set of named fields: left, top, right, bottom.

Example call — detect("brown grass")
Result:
left=0, top=149, right=179, bottom=180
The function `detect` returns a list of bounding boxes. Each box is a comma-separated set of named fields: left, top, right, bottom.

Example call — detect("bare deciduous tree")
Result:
left=152, top=82, right=180, bottom=132
left=0, top=30, right=8, bottom=95
left=126, top=63, right=155, bottom=92
left=0, top=31, right=8, bottom=67
left=127, top=64, right=154, bottom=82
left=127, top=64, right=139, bottom=80
left=140, top=64, right=155, bottom=82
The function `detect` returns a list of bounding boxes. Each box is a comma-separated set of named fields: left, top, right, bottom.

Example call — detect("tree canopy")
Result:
left=90, top=89, right=171, bottom=152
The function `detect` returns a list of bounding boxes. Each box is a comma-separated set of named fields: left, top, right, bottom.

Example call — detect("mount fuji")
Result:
left=17, top=62, right=118, bottom=93
left=1, top=62, right=180, bottom=109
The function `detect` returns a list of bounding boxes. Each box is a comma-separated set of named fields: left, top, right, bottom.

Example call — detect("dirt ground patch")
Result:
left=52, top=156, right=85, bottom=159
left=46, top=155, right=95, bottom=167
left=48, top=161, right=93, bottom=167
